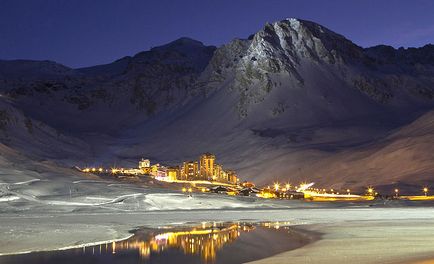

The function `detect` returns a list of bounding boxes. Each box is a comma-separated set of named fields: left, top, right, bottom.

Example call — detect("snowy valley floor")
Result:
left=2, top=178, right=434, bottom=263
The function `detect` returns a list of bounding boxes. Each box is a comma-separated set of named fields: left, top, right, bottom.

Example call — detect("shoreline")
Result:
left=248, top=220, right=434, bottom=264
left=0, top=222, right=321, bottom=264
left=0, top=221, right=318, bottom=259
left=0, top=234, right=135, bottom=257
left=2, top=207, right=434, bottom=262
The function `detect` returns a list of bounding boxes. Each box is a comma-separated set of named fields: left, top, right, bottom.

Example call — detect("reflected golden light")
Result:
left=91, top=223, right=256, bottom=262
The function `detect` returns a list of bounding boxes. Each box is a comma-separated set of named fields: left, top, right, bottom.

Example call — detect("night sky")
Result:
left=1, top=0, right=433, bottom=68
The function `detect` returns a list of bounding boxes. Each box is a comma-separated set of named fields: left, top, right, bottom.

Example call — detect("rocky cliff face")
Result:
left=1, top=18, right=434, bottom=190
left=204, top=19, right=434, bottom=121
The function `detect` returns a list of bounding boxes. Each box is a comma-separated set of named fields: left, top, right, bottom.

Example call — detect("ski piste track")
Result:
left=0, top=179, right=144, bottom=207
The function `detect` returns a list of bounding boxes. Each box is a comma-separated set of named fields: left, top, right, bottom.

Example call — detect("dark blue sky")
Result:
left=1, top=0, right=433, bottom=68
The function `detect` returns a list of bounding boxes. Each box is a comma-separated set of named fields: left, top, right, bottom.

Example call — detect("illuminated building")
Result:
left=225, top=170, right=238, bottom=185
left=156, top=166, right=167, bottom=178
left=122, top=168, right=143, bottom=175
left=181, top=161, right=199, bottom=180
left=258, top=188, right=277, bottom=199
left=150, top=164, right=160, bottom=177
left=139, top=158, right=150, bottom=169
left=200, top=153, right=215, bottom=180
left=166, top=166, right=180, bottom=181
left=139, top=158, right=151, bottom=174
left=213, top=164, right=223, bottom=181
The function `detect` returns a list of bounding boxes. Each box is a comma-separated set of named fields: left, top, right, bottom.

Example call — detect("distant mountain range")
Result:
left=1, top=18, right=434, bottom=192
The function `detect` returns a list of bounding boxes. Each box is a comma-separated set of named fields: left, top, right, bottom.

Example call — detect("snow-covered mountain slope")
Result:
left=1, top=18, right=434, bottom=191
left=0, top=37, right=216, bottom=133
left=270, top=109, right=434, bottom=193
left=0, top=97, right=90, bottom=163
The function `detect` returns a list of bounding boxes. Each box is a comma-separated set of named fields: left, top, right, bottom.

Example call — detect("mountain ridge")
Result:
left=1, top=18, right=434, bottom=191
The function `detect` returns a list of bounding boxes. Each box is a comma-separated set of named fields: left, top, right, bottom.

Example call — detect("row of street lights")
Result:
left=273, top=183, right=292, bottom=192
left=368, top=186, right=429, bottom=196
left=271, top=182, right=430, bottom=197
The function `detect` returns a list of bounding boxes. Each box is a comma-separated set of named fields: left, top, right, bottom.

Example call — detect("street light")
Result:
left=394, top=188, right=399, bottom=197
left=367, top=187, right=374, bottom=196
left=346, top=189, right=351, bottom=195
left=285, top=183, right=291, bottom=190
left=274, top=183, right=280, bottom=192
left=423, top=187, right=428, bottom=196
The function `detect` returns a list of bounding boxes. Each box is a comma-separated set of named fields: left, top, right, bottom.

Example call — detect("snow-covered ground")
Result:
left=1, top=148, right=434, bottom=263
left=2, top=173, right=434, bottom=264
left=249, top=220, right=434, bottom=264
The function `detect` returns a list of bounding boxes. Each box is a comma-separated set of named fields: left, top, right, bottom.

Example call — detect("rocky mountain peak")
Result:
left=151, top=37, right=210, bottom=51
left=249, top=18, right=363, bottom=66
left=204, top=18, right=366, bottom=118
left=132, top=37, right=216, bottom=73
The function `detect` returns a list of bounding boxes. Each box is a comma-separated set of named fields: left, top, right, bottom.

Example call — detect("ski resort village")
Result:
left=81, top=153, right=239, bottom=185
left=79, top=153, right=434, bottom=202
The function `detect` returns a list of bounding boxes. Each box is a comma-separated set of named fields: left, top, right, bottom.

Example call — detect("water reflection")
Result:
left=81, top=222, right=291, bottom=263
left=1, top=221, right=297, bottom=264
left=111, top=223, right=250, bottom=262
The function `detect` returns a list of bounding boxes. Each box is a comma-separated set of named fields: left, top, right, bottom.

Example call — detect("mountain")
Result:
left=0, top=37, right=216, bottom=133
left=1, top=18, right=434, bottom=192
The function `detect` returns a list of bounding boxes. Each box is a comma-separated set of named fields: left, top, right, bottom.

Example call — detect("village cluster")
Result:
left=80, top=153, right=307, bottom=199
left=80, top=153, right=433, bottom=201
left=82, top=153, right=239, bottom=185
